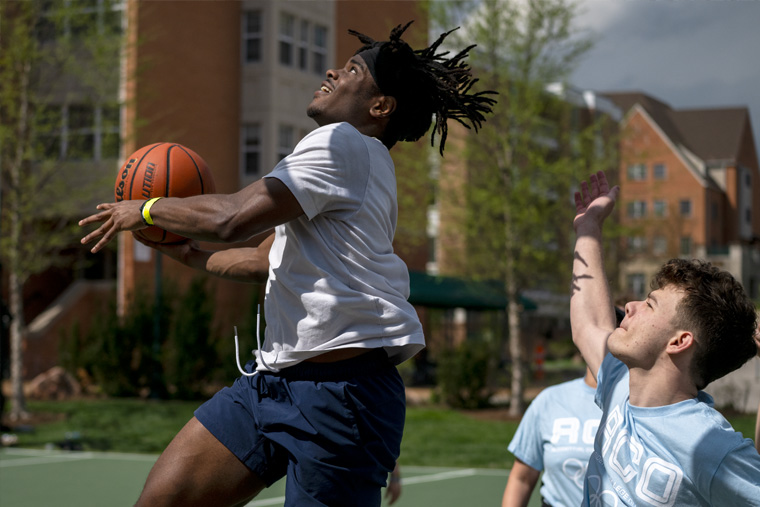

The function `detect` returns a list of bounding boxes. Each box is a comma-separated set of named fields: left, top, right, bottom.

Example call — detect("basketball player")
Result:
left=571, top=171, right=760, bottom=505
left=80, top=22, right=495, bottom=507
left=503, top=366, right=601, bottom=507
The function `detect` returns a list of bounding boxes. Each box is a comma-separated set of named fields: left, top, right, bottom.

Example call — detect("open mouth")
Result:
left=319, top=82, right=332, bottom=94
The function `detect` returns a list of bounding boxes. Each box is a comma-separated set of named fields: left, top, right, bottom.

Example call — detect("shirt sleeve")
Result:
left=594, top=353, right=627, bottom=409
left=508, top=393, right=546, bottom=471
left=709, top=439, right=760, bottom=505
left=265, top=123, right=370, bottom=221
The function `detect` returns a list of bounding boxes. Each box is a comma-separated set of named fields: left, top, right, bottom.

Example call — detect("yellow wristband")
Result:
left=141, top=197, right=162, bottom=226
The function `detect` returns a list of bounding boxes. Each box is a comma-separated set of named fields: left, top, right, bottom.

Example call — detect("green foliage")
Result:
left=436, top=339, right=497, bottom=409
left=62, top=277, right=220, bottom=399
left=164, top=277, right=215, bottom=399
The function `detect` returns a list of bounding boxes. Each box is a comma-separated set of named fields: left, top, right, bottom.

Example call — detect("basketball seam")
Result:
left=175, top=144, right=206, bottom=193
left=128, top=143, right=164, bottom=201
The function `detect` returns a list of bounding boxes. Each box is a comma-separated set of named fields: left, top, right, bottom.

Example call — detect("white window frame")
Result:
left=279, top=12, right=295, bottom=67
left=627, top=163, right=646, bottom=181
left=243, top=10, right=263, bottom=63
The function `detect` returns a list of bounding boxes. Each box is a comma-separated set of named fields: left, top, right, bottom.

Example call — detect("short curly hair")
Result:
left=350, top=21, right=497, bottom=154
left=652, top=258, right=758, bottom=390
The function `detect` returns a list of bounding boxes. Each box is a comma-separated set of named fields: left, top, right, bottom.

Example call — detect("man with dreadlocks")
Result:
left=80, top=21, right=496, bottom=507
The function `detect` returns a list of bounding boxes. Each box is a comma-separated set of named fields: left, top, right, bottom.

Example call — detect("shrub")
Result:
left=436, top=339, right=496, bottom=409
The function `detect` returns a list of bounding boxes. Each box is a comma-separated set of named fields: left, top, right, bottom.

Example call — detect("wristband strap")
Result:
left=140, top=197, right=162, bottom=226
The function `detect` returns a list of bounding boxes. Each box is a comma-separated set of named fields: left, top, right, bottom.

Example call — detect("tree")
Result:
left=0, top=1, right=121, bottom=420
left=431, top=0, right=615, bottom=414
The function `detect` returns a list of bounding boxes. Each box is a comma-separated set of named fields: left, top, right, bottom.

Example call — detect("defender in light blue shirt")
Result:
left=505, top=370, right=601, bottom=506
left=570, top=171, right=760, bottom=506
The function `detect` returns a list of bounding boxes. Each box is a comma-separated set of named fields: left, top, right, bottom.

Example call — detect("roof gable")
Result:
left=603, top=91, right=750, bottom=165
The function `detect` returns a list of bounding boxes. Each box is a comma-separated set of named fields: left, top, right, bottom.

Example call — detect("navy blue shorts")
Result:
left=195, top=348, right=405, bottom=507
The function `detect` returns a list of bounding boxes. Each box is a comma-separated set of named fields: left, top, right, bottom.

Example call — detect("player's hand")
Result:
left=79, top=200, right=146, bottom=253
left=132, top=234, right=198, bottom=265
left=384, top=478, right=401, bottom=505
left=573, top=171, right=619, bottom=233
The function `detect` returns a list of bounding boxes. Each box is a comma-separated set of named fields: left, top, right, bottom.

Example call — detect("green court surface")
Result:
left=0, top=448, right=542, bottom=506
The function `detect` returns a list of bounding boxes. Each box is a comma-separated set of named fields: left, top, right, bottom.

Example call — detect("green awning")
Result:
left=408, top=271, right=536, bottom=310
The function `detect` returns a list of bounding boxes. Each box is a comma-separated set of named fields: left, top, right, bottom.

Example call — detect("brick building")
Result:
left=16, top=0, right=430, bottom=378
left=604, top=92, right=760, bottom=300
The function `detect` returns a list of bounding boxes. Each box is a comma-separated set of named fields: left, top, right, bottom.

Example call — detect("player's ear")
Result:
left=370, top=95, right=396, bottom=119
left=667, top=330, right=695, bottom=355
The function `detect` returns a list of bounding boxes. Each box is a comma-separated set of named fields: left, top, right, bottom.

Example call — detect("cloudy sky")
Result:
left=572, top=0, right=760, bottom=150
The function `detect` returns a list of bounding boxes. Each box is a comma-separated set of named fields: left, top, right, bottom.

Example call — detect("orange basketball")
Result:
left=114, top=142, right=215, bottom=243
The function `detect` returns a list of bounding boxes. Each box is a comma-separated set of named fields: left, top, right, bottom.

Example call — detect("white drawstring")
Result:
left=234, top=304, right=279, bottom=376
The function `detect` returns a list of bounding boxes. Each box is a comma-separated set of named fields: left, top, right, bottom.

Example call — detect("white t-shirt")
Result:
left=258, top=122, right=425, bottom=371
left=582, top=353, right=760, bottom=506
left=508, top=377, right=601, bottom=506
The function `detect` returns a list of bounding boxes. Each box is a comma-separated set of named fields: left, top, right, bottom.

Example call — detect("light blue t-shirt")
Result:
left=508, top=377, right=601, bottom=506
left=582, top=353, right=760, bottom=506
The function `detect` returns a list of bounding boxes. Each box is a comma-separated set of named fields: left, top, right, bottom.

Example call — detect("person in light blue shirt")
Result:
left=503, top=367, right=601, bottom=507
left=571, top=171, right=760, bottom=506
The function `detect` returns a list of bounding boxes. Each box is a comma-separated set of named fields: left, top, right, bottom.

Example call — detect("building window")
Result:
left=243, top=10, right=262, bottom=62
left=627, top=273, right=647, bottom=300
left=711, top=201, right=719, bottom=221
left=680, top=236, right=692, bottom=256
left=242, top=124, right=261, bottom=177
left=653, top=163, right=666, bottom=180
left=37, top=102, right=119, bottom=161
left=679, top=199, right=692, bottom=217
left=278, top=124, right=295, bottom=161
left=627, top=164, right=646, bottom=181
left=279, top=13, right=295, bottom=66
left=99, top=103, right=120, bottom=159
left=627, top=236, right=646, bottom=253
left=652, top=236, right=667, bottom=255
left=313, top=25, right=328, bottom=75
left=37, top=0, right=125, bottom=42
left=627, top=200, right=647, bottom=219
left=298, top=19, right=310, bottom=71
left=653, top=199, right=667, bottom=217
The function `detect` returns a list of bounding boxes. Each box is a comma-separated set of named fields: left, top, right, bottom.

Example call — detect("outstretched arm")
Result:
left=571, top=171, right=620, bottom=380
left=80, top=177, right=302, bottom=253
left=134, top=231, right=274, bottom=284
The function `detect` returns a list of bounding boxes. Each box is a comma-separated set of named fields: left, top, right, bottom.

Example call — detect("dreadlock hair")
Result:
left=349, top=21, right=497, bottom=155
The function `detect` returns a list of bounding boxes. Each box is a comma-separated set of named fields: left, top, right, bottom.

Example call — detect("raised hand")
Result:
left=573, top=171, right=619, bottom=233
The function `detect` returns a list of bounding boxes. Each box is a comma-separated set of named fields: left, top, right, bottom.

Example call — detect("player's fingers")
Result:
left=589, top=173, right=600, bottom=198
left=597, top=171, right=609, bottom=193
left=580, top=181, right=591, bottom=206
left=574, top=191, right=585, bottom=213
left=78, top=210, right=110, bottom=228
left=89, top=225, right=118, bottom=253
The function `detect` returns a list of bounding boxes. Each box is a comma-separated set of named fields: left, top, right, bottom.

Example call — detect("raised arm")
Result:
left=570, top=171, right=619, bottom=380
left=80, top=177, right=302, bottom=254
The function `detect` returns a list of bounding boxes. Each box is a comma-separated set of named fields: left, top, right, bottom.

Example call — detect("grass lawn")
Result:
left=4, top=398, right=756, bottom=470
left=5, top=398, right=521, bottom=468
